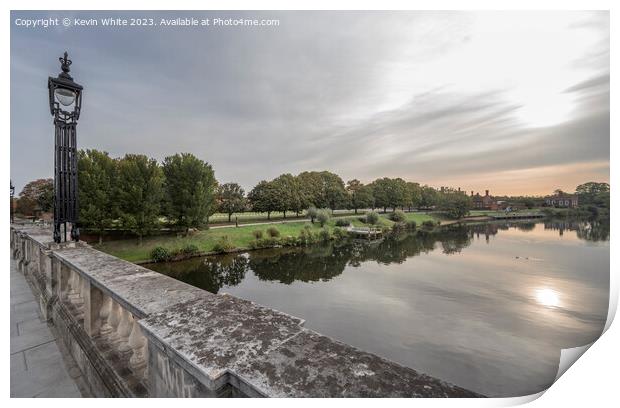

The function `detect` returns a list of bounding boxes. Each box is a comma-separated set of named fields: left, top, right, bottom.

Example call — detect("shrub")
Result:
left=281, top=236, right=299, bottom=246
left=392, top=222, right=406, bottom=233
left=150, top=246, right=172, bottom=262
left=298, top=229, right=308, bottom=245
left=180, top=243, right=200, bottom=256
left=389, top=210, right=406, bottom=222
left=319, top=228, right=331, bottom=241
left=335, top=218, right=351, bottom=227
left=332, top=227, right=348, bottom=240
left=406, top=220, right=417, bottom=230
left=299, top=227, right=318, bottom=245
left=266, top=226, right=280, bottom=238
left=317, top=209, right=330, bottom=227
left=422, top=220, right=436, bottom=230
left=213, top=235, right=235, bottom=253
left=252, top=229, right=264, bottom=239
left=249, top=237, right=280, bottom=249
left=307, top=206, right=318, bottom=223
left=365, top=211, right=379, bottom=225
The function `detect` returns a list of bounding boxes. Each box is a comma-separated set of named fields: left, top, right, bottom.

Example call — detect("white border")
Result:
left=2, top=1, right=616, bottom=407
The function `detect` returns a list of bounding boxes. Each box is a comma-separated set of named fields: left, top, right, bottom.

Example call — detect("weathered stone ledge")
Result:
left=10, top=224, right=482, bottom=398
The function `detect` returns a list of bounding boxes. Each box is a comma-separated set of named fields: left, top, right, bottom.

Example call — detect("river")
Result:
left=144, top=219, right=609, bottom=397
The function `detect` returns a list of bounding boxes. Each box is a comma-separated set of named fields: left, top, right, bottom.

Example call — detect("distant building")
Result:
left=545, top=193, right=579, bottom=208
left=471, top=190, right=498, bottom=210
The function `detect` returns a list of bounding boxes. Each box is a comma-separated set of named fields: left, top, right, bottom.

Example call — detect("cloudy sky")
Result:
left=11, top=11, right=609, bottom=195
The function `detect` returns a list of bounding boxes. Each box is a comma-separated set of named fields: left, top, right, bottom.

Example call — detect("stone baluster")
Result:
left=75, top=277, right=88, bottom=320
left=68, top=272, right=84, bottom=309
left=26, top=242, right=34, bottom=274
left=32, top=244, right=39, bottom=274
left=66, top=270, right=78, bottom=299
left=117, top=309, right=134, bottom=356
left=107, top=301, right=122, bottom=344
left=128, top=320, right=147, bottom=378
left=99, top=296, right=113, bottom=337
left=21, top=239, right=29, bottom=272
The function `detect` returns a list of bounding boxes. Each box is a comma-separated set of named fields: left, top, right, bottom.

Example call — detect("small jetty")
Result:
left=347, top=226, right=384, bottom=240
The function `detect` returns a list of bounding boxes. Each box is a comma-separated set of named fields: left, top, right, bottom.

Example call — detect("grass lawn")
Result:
left=95, top=221, right=340, bottom=263
left=402, top=212, right=437, bottom=223
left=94, top=211, right=442, bottom=263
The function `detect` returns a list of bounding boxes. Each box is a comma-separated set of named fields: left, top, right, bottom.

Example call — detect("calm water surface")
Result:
left=144, top=220, right=609, bottom=397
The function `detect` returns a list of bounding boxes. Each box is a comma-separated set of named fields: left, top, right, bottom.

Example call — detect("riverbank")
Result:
left=94, top=212, right=437, bottom=263
left=93, top=209, right=555, bottom=264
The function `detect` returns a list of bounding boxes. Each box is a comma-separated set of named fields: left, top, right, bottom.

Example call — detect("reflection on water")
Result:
left=534, top=287, right=561, bottom=308
left=145, top=220, right=609, bottom=397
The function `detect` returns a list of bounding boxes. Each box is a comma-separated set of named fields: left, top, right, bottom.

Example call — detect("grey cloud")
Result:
left=10, top=11, right=609, bottom=194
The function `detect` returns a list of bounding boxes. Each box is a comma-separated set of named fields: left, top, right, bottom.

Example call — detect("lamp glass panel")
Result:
left=54, top=88, right=76, bottom=106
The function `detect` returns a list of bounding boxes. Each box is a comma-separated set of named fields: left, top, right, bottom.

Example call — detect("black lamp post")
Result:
left=48, top=51, right=83, bottom=243
left=10, top=180, right=15, bottom=224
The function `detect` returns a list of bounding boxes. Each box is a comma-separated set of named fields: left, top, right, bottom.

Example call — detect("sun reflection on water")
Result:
left=534, top=287, right=561, bottom=308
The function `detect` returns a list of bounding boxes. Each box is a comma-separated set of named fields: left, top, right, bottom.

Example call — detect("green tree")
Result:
left=117, top=154, right=164, bottom=244
left=346, top=179, right=374, bottom=214
left=317, top=209, right=330, bottom=227
left=438, top=191, right=472, bottom=219
left=405, top=182, right=421, bottom=211
left=370, top=178, right=390, bottom=212
left=419, top=185, right=439, bottom=209
left=522, top=198, right=535, bottom=209
left=78, top=150, right=118, bottom=243
left=307, top=206, right=318, bottom=223
left=575, top=182, right=610, bottom=208
left=248, top=180, right=279, bottom=220
left=371, top=177, right=408, bottom=212
left=323, top=172, right=348, bottom=213
left=289, top=175, right=309, bottom=216
left=271, top=174, right=305, bottom=218
left=298, top=171, right=347, bottom=212
left=298, top=171, right=324, bottom=208
left=162, top=153, right=217, bottom=232
left=216, top=182, right=246, bottom=222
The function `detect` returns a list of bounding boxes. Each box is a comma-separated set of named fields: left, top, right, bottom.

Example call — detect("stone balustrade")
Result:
left=10, top=224, right=482, bottom=398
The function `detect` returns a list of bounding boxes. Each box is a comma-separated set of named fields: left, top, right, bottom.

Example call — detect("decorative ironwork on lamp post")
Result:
left=48, top=51, right=83, bottom=243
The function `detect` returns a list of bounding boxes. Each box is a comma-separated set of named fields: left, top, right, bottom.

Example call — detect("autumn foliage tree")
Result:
left=17, top=178, right=54, bottom=218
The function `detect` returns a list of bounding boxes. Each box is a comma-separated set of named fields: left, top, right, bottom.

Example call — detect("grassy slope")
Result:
left=94, top=211, right=439, bottom=262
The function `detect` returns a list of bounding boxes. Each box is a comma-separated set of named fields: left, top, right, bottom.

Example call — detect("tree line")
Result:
left=14, top=149, right=609, bottom=243
left=76, top=150, right=458, bottom=242
left=9, top=150, right=484, bottom=241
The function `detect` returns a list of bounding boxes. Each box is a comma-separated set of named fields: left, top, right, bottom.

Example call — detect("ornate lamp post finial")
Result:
left=59, top=51, right=73, bottom=79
